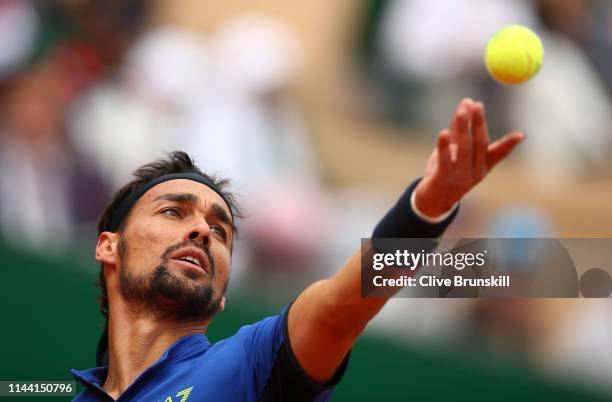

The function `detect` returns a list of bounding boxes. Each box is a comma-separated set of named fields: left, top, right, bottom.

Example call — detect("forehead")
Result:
left=136, top=179, right=231, bottom=216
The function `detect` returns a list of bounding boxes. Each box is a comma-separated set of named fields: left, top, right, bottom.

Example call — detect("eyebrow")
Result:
left=154, top=192, right=199, bottom=204
left=153, top=192, right=235, bottom=234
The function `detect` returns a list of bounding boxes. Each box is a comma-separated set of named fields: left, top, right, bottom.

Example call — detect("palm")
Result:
left=415, top=98, right=525, bottom=216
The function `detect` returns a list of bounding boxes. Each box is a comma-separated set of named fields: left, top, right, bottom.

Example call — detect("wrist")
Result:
left=372, top=178, right=459, bottom=239
left=413, top=178, right=459, bottom=218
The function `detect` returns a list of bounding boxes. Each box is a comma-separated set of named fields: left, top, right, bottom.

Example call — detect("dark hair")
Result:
left=96, top=151, right=242, bottom=322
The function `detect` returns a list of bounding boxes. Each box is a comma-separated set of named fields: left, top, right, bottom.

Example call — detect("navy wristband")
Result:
left=372, top=178, right=459, bottom=239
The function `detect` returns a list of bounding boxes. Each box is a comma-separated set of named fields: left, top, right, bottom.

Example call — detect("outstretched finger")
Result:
left=472, top=102, right=489, bottom=178
left=487, top=131, right=525, bottom=170
left=452, top=98, right=474, bottom=166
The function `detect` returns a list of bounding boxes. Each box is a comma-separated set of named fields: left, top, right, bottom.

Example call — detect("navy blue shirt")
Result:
left=72, top=307, right=348, bottom=402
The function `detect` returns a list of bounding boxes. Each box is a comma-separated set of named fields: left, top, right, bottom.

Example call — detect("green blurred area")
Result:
left=1, top=242, right=610, bottom=402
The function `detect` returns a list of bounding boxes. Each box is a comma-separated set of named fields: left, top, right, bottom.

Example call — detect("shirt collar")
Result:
left=72, top=333, right=210, bottom=388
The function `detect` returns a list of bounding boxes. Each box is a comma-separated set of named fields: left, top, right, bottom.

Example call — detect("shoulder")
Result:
left=210, top=306, right=289, bottom=362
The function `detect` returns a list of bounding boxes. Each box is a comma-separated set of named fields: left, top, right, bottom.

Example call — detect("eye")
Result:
left=210, top=225, right=228, bottom=240
left=161, top=207, right=182, bottom=218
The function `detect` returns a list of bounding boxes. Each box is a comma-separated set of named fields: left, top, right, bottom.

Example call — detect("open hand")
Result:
left=414, top=98, right=525, bottom=218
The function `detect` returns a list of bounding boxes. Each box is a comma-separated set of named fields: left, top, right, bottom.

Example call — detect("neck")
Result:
left=102, top=299, right=208, bottom=399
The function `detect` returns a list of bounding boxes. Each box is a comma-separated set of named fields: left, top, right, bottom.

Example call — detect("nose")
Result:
left=184, top=218, right=211, bottom=247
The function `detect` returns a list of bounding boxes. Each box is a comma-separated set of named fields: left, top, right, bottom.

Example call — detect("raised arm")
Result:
left=287, top=98, right=525, bottom=382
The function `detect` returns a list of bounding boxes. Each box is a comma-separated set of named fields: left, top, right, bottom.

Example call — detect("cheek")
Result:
left=212, top=247, right=232, bottom=288
left=139, top=227, right=168, bottom=244
left=123, top=228, right=174, bottom=270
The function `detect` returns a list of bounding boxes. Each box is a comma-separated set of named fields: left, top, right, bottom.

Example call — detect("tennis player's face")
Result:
left=115, top=179, right=234, bottom=321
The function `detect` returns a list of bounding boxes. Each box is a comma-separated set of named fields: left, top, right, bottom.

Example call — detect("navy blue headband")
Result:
left=108, top=172, right=234, bottom=232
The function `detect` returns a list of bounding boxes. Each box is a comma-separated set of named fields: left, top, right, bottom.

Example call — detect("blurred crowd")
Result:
left=0, top=0, right=146, bottom=248
left=1, top=0, right=612, bottom=398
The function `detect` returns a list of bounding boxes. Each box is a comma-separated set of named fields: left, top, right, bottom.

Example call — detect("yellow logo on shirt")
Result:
left=159, top=386, right=193, bottom=402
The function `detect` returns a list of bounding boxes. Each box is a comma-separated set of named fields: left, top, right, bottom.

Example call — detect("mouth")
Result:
left=170, top=247, right=209, bottom=276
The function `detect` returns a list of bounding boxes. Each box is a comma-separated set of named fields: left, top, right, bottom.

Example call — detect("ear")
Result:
left=96, top=231, right=120, bottom=266
left=219, top=296, right=226, bottom=311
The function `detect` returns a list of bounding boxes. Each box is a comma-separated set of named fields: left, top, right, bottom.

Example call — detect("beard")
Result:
left=118, top=238, right=225, bottom=322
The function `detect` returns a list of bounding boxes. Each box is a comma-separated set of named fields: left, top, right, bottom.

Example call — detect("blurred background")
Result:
left=1, top=0, right=612, bottom=401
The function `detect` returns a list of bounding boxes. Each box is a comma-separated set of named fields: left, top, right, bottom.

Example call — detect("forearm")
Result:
left=301, top=245, right=387, bottom=337
left=288, top=247, right=384, bottom=382
left=289, top=179, right=459, bottom=381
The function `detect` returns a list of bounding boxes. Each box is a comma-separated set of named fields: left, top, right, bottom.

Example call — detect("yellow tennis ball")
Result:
left=485, top=25, right=543, bottom=85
